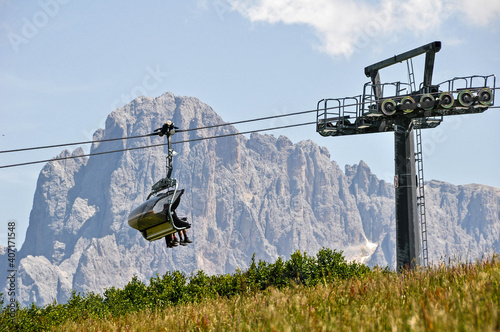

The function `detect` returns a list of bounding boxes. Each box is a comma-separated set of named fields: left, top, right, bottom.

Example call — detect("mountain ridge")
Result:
left=1, top=92, right=498, bottom=307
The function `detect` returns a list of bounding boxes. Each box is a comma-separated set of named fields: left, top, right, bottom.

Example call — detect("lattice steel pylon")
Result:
left=316, top=41, right=495, bottom=271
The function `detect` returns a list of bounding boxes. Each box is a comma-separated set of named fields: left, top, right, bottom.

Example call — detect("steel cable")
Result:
left=0, top=121, right=316, bottom=169
left=4, top=86, right=496, bottom=155
left=1, top=86, right=498, bottom=168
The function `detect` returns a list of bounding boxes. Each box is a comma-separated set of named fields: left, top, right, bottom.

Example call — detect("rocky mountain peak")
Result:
left=2, top=92, right=499, bottom=307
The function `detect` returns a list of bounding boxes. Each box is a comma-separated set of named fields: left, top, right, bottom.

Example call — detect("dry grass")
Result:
left=55, top=259, right=500, bottom=331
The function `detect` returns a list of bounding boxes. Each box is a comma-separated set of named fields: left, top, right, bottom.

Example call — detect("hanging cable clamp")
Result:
left=153, top=120, right=179, bottom=137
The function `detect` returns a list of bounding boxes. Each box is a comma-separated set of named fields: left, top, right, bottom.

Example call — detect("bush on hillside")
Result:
left=0, top=247, right=367, bottom=331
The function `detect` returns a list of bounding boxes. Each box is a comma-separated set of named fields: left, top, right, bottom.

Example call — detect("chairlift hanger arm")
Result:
left=149, top=121, right=178, bottom=197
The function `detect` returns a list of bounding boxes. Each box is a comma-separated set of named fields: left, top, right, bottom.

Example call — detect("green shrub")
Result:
left=0, top=247, right=369, bottom=331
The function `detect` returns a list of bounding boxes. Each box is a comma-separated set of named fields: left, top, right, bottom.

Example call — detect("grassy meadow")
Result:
left=1, top=249, right=499, bottom=331
left=57, top=260, right=500, bottom=331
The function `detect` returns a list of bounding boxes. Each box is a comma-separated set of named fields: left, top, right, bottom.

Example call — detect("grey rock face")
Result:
left=424, top=181, right=500, bottom=261
left=2, top=92, right=499, bottom=307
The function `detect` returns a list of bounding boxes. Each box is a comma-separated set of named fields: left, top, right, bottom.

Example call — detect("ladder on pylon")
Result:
left=407, top=59, right=416, bottom=93
left=407, top=58, right=428, bottom=267
left=415, top=128, right=428, bottom=267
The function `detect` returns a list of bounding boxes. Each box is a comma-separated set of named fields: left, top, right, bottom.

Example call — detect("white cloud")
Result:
left=451, top=0, right=500, bottom=26
left=229, top=0, right=500, bottom=57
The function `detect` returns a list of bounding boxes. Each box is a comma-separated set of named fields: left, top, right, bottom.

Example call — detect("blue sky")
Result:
left=1, top=0, right=499, bottom=247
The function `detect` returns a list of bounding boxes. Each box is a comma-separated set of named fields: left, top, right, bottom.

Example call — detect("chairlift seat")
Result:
left=128, top=189, right=188, bottom=241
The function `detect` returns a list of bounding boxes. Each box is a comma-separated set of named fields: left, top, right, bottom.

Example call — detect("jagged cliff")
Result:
left=1, top=92, right=499, bottom=307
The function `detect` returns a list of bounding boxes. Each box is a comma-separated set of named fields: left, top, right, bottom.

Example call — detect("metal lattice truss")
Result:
left=317, top=75, right=495, bottom=136
left=317, top=41, right=495, bottom=137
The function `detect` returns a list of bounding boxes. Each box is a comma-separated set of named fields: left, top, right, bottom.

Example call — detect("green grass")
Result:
left=1, top=249, right=499, bottom=331
left=56, top=258, right=500, bottom=331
